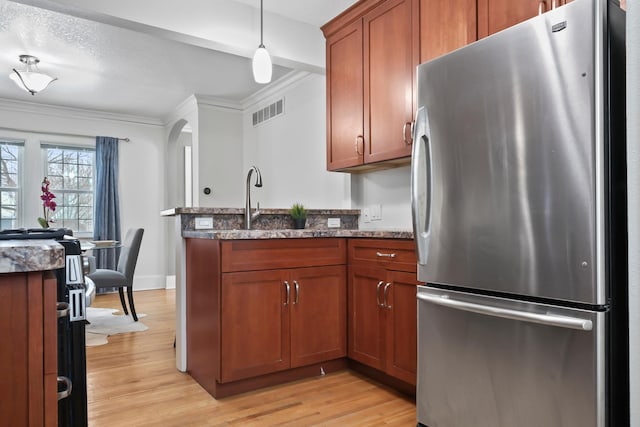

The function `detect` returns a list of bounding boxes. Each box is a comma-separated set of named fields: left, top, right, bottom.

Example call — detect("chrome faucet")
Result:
left=244, top=166, right=263, bottom=229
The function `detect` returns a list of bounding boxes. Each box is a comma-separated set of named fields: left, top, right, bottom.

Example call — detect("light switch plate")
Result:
left=327, top=218, right=341, bottom=228
left=195, top=216, right=214, bottom=229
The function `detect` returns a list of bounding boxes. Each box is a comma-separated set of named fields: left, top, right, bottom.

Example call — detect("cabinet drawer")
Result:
left=348, top=239, right=416, bottom=272
left=221, top=238, right=347, bottom=272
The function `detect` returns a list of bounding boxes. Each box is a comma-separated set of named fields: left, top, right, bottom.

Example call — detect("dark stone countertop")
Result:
left=182, top=229, right=414, bottom=240
left=0, top=240, right=65, bottom=273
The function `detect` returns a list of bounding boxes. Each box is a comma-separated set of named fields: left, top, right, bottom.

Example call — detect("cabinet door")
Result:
left=384, top=270, right=419, bottom=385
left=221, top=270, right=290, bottom=382
left=0, top=274, right=30, bottom=426
left=478, top=0, right=544, bottom=38
left=326, top=19, right=364, bottom=170
left=364, top=0, right=416, bottom=164
left=419, top=0, right=477, bottom=62
left=348, top=266, right=385, bottom=370
left=290, top=266, right=347, bottom=368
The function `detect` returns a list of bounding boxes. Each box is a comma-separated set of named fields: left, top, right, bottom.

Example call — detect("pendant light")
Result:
left=252, top=0, right=272, bottom=84
left=9, top=55, right=57, bottom=95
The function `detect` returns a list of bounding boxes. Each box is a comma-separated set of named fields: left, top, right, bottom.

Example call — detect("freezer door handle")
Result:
left=417, top=293, right=593, bottom=331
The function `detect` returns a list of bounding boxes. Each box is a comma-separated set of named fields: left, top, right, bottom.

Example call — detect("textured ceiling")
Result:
left=0, top=0, right=356, bottom=120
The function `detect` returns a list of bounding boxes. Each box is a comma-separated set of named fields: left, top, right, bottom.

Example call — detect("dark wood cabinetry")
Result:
left=186, top=238, right=347, bottom=397
left=478, top=0, right=573, bottom=38
left=347, top=239, right=419, bottom=387
left=323, top=0, right=576, bottom=169
left=323, top=0, right=418, bottom=171
left=0, top=271, right=57, bottom=427
left=221, top=265, right=346, bottom=382
left=419, top=0, right=477, bottom=62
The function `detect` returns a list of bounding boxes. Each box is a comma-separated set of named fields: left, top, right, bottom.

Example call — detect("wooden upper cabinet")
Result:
left=325, top=20, right=364, bottom=170
left=478, top=0, right=572, bottom=39
left=323, top=0, right=418, bottom=171
left=419, top=0, right=477, bottom=62
left=364, top=0, right=417, bottom=164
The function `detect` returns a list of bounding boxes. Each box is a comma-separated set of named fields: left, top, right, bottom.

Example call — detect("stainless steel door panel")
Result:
left=416, top=286, right=605, bottom=427
left=414, top=0, right=602, bottom=304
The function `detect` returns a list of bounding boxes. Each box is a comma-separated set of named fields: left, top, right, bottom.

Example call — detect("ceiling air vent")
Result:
left=252, top=98, right=285, bottom=126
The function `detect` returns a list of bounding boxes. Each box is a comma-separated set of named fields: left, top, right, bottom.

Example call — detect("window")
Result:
left=0, top=141, right=23, bottom=229
left=43, top=144, right=95, bottom=233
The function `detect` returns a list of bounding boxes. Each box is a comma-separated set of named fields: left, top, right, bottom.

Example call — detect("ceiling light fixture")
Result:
left=252, top=0, right=272, bottom=84
left=9, top=55, right=57, bottom=95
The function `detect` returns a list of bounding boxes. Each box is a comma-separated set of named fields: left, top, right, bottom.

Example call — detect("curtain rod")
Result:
left=0, top=126, right=130, bottom=142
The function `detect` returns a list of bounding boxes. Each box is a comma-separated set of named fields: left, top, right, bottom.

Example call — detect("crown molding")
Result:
left=192, top=95, right=243, bottom=113
left=0, top=97, right=164, bottom=127
left=241, top=71, right=315, bottom=110
left=164, top=95, right=199, bottom=127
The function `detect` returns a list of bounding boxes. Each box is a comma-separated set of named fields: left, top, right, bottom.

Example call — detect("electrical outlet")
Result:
left=370, top=204, right=382, bottom=221
left=194, top=216, right=214, bottom=229
left=327, top=218, right=341, bottom=228
left=363, top=208, right=371, bottom=223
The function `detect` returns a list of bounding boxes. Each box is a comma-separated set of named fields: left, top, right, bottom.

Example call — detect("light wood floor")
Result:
left=86, top=289, right=417, bottom=426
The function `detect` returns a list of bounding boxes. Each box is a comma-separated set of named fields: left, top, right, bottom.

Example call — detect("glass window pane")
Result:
left=47, top=148, right=63, bottom=163
left=43, top=145, right=95, bottom=233
left=78, top=220, right=93, bottom=233
left=0, top=142, right=22, bottom=228
left=1, top=173, right=17, bottom=188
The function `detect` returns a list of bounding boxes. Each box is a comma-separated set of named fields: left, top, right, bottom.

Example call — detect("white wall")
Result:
left=351, top=166, right=413, bottom=230
left=627, top=1, right=639, bottom=424
left=242, top=73, right=350, bottom=210
left=0, top=100, right=167, bottom=291
left=196, top=100, right=244, bottom=207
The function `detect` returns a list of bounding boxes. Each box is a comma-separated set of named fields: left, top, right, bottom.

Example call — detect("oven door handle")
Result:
left=417, top=293, right=593, bottom=331
left=57, top=376, right=73, bottom=401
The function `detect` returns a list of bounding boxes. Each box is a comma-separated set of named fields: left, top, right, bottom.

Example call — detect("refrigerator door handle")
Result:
left=417, top=293, right=593, bottom=331
left=411, top=106, right=432, bottom=265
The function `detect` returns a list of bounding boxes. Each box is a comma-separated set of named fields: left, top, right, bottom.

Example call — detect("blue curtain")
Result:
left=94, top=136, right=121, bottom=270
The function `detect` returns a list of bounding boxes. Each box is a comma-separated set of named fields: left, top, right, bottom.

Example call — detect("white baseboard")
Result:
left=165, top=275, right=176, bottom=289
left=132, top=275, right=166, bottom=291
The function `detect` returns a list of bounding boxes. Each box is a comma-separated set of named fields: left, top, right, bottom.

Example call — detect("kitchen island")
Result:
left=163, top=207, right=416, bottom=397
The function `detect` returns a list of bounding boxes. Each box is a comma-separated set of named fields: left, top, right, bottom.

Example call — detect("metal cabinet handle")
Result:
left=284, top=281, right=290, bottom=306
left=56, top=302, right=70, bottom=318
left=538, top=0, right=547, bottom=15
left=383, top=283, right=392, bottom=309
left=355, top=135, right=364, bottom=155
left=551, top=0, right=557, bottom=9
left=293, top=280, right=300, bottom=305
left=403, top=121, right=414, bottom=145
left=375, top=251, right=396, bottom=258
left=57, top=376, right=72, bottom=401
left=376, top=281, right=385, bottom=307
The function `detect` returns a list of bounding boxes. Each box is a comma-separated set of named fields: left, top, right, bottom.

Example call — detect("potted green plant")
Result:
left=289, top=203, right=307, bottom=229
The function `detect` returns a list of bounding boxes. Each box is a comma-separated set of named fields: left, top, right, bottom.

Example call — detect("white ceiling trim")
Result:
left=241, top=71, right=315, bottom=111
left=0, top=97, right=164, bottom=126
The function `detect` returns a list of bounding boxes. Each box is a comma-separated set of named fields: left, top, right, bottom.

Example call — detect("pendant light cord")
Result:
left=260, top=0, right=264, bottom=48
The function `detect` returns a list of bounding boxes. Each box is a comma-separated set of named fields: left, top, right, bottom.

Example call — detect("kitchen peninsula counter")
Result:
left=183, top=229, right=413, bottom=240
left=164, top=206, right=414, bottom=377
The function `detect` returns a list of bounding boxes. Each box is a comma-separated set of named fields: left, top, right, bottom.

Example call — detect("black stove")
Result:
left=0, top=227, right=73, bottom=240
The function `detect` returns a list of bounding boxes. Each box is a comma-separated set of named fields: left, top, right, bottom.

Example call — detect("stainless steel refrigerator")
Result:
left=410, top=0, right=627, bottom=426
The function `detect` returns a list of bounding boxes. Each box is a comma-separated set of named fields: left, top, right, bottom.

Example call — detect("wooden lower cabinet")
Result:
left=221, top=265, right=347, bottom=383
left=186, top=237, right=417, bottom=397
left=186, top=238, right=347, bottom=397
left=0, top=271, right=57, bottom=427
left=348, top=266, right=419, bottom=385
